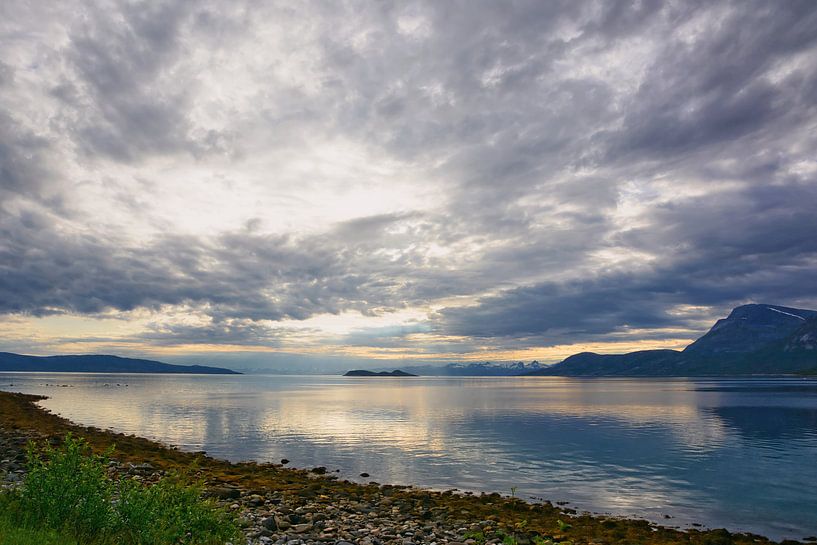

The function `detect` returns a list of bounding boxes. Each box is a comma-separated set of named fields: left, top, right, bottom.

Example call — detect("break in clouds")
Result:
left=1, top=1, right=817, bottom=364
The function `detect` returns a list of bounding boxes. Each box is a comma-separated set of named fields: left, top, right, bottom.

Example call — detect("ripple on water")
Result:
left=2, top=374, right=817, bottom=540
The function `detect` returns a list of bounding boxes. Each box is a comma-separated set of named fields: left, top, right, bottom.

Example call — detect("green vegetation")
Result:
left=0, top=434, right=239, bottom=545
left=115, top=475, right=239, bottom=545
left=18, top=434, right=114, bottom=540
left=533, top=538, right=573, bottom=545
left=0, top=506, right=82, bottom=545
left=462, top=530, right=487, bottom=544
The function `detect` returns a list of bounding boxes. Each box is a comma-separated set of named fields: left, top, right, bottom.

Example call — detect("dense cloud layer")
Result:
left=1, top=1, right=816, bottom=361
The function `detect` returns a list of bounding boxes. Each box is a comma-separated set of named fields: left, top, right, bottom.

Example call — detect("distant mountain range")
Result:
left=343, top=369, right=417, bottom=377
left=526, top=304, right=817, bottom=376
left=378, top=361, right=546, bottom=376
left=0, top=352, right=240, bottom=374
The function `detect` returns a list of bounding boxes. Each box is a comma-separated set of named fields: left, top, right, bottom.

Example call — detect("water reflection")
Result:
left=709, top=406, right=817, bottom=443
left=2, top=374, right=816, bottom=540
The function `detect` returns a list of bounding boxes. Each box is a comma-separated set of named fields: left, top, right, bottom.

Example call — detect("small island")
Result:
left=343, top=369, right=417, bottom=377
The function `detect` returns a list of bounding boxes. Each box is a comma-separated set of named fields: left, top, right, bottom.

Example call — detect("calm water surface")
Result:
left=2, top=374, right=816, bottom=540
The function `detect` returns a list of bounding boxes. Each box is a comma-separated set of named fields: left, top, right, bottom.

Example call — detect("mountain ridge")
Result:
left=376, top=361, right=546, bottom=376
left=525, top=304, right=817, bottom=376
left=0, top=352, right=240, bottom=374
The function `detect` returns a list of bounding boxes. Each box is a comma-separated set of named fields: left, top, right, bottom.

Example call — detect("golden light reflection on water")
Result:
left=4, top=374, right=817, bottom=540
left=29, top=376, right=729, bottom=454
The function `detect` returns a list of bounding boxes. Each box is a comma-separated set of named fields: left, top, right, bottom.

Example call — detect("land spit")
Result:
left=0, top=391, right=802, bottom=545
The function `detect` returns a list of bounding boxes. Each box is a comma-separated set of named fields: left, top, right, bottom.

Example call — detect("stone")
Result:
left=247, top=494, right=265, bottom=506
left=206, top=486, right=241, bottom=500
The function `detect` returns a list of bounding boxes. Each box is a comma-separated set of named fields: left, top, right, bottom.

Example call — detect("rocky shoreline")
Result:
left=0, top=391, right=803, bottom=545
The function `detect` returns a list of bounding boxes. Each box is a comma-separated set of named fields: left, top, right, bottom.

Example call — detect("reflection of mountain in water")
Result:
left=19, top=374, right=817, bottom=541
left=695, top=385, right=817, bottom=394
left=709, top=405, right=817, bottom=442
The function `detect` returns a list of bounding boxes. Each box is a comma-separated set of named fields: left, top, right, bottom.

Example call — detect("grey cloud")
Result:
left=1, top=1, right=817, bottom=355
left=609, top=2, right=817, bottom=162
left=138, top=319, right=285, bottom=347
left=439, top=181, right=817, bottom=345
left=0, top=111, right=60, bottom=205
left=59, top=1, right=207, bottom=162
left=336, top=323, right=431, bottom=349
left=438, top=273, right=689, bottom=341
left=0, top=61, right=13, bottom=86
left=0, top=210, right=437, bottom=320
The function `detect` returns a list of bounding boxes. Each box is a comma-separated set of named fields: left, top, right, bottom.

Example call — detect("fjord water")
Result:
left=2, top=375, right=816, bottom=540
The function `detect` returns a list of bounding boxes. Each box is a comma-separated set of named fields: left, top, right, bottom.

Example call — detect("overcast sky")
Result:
left=1, top=1, right=816, bottom=370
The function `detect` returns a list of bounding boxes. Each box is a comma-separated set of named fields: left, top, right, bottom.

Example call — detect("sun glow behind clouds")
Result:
left=2, top=2, right=817, bottom=369
left=68, top=138, right=442, bottom=241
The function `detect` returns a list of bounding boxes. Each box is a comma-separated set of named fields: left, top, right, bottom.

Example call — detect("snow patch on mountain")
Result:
left=767, top=307, right=806, bottom=320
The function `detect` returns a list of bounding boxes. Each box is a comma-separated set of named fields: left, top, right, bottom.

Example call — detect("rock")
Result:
left=293, top=523, right=313, bottom=533
left=205, top=486, right=241, bottom=500
left=262, top=516, right=278, bottom=531
left=247, top=494, right=265, bottom=506
left=360, top=472, right=370, bottom=478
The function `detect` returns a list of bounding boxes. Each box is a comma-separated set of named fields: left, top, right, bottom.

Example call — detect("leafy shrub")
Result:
left=7, top=434, right=239, bottom=545
left=115, top=474, right=239, bottom=545
left=19, top=434, right=113, bottom=540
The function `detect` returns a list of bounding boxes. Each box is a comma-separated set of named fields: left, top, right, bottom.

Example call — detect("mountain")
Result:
left=384, top=361, right=546, bottom=376
left=525, top=304, right=817, bottom=377
left=343, top=369, right=417, bottom=377
left=683, top=304, right=817, bottom=355
left=0, top=352, right=240, bottom=374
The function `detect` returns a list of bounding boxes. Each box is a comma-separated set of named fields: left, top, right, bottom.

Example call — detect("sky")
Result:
left=1, top=1, right=817, bottom=371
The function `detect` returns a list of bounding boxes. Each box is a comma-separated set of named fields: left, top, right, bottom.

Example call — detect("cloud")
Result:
left=439, top=180, right=817, bottom=345
left=607, top=2, right=817, bottom=163
left=1, top=1, right=816, bottom=361
left=137, top=318, right=285, bottom=347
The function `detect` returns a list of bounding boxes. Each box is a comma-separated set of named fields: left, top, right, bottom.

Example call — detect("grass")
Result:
left=1, top=434, right=239, bottom=545
left=463, top=530, right=487, bottom=543
left=0, top=507, right=82, bottom=545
